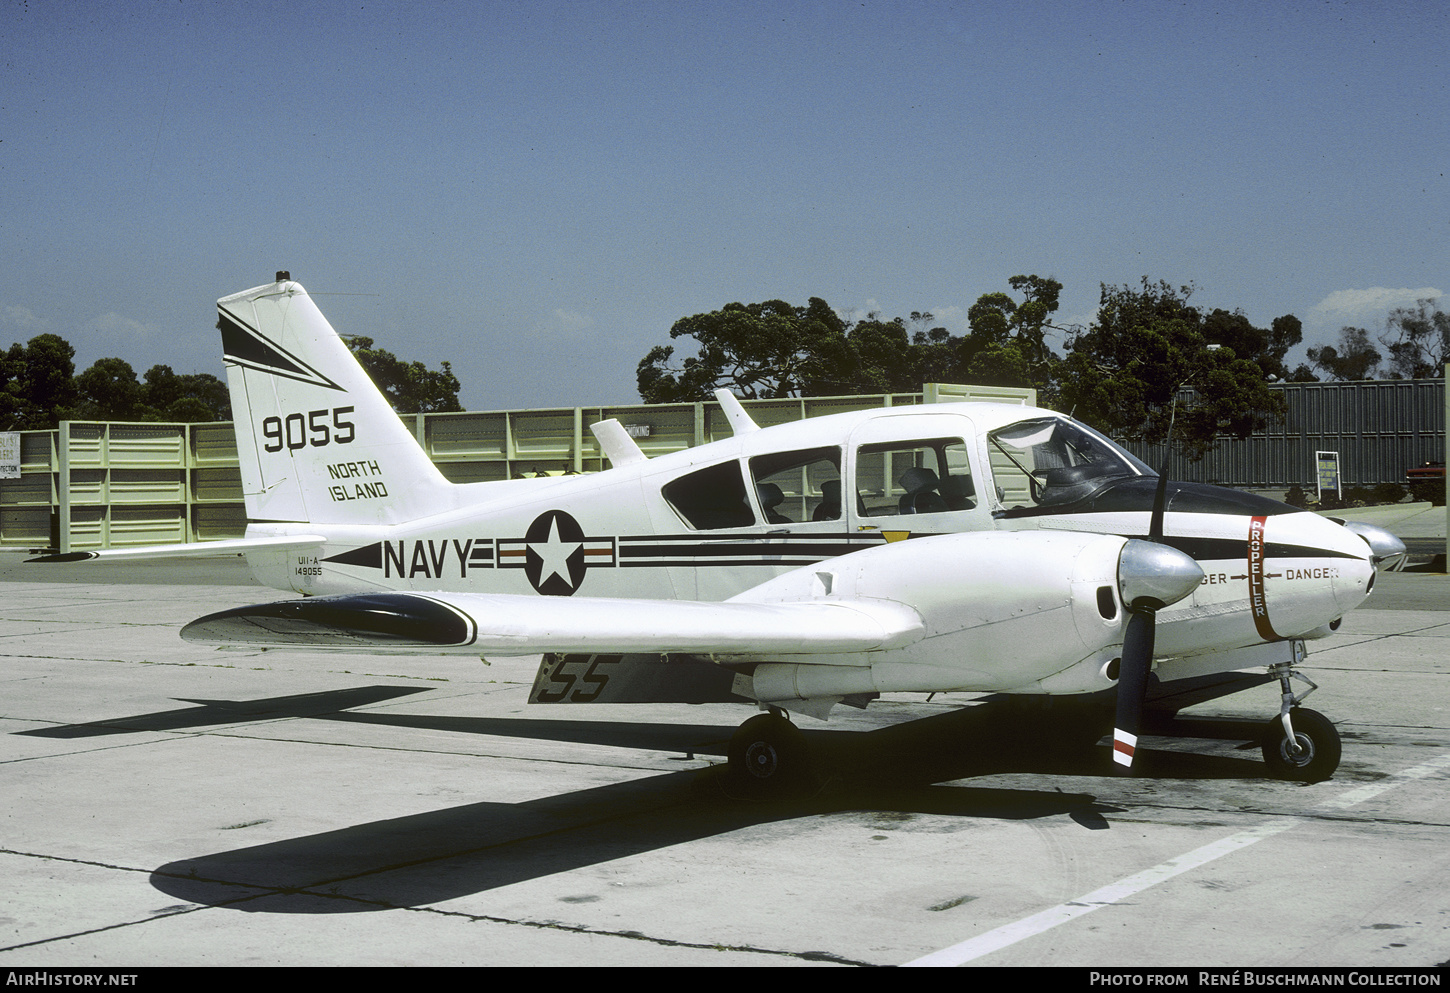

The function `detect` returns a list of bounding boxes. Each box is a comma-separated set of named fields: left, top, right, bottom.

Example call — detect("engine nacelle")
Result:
left=733, top=530, right=1198, bottom=700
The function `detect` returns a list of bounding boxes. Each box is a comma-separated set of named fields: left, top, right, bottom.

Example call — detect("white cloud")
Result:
left=3, top=305, right=45, bottom=331
left=90, top=311, right=161, bottom=338
left=1307, top=287, right=1442, bottom=328
left=529, top=308, right=594, bottom=337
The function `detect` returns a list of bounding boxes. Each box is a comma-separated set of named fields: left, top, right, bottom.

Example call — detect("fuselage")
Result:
left=241, top=402, right=1380, bottom=669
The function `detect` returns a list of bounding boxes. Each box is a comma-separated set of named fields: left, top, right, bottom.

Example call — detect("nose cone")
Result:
left=1294, top=516, right=1378, bottom=617
left=1342, top=521, right=1408, bottom=569
left=1118, top=539, right=1205, bottom=610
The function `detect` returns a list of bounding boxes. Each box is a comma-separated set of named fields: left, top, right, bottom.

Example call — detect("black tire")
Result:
left=728, top=713, right=811, bottom=799
left=1261, top=707, right=1341, bottom=783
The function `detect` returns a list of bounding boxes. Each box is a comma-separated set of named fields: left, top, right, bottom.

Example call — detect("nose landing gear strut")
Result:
left=1261, top=660, right=1340, bottom=782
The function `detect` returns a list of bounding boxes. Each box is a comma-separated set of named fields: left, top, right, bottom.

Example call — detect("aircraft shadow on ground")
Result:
left=142, top=690, right=1273, bottom=915
left=150, top=767, right=1115, bottom=915
left=15, top=686, right=433, bottom=738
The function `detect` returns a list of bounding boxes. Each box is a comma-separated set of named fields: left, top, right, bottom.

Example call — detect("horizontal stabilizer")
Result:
left=181, top=589, right=925, bottom=657
left=28, top=535, right=326, bottom=564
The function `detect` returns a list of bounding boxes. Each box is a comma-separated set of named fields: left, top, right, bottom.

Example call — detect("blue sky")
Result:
left=3, top=0, right=1445, bottom=412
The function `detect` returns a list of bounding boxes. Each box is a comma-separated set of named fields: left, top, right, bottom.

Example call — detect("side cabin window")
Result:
left=855, top=437, right=976, bottom=517
left=662, top=460, right=755, bottom=530
left=748, top=446, right=842, bottom=524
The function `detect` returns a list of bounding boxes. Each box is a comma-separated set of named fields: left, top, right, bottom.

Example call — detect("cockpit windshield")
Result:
left=988, top=416, right=1152, bottom=512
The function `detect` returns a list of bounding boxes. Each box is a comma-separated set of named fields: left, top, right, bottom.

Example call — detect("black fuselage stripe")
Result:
left=1147, top=536, right=1362, bottom=562
left=617, top=532, right=876, bottom=543
left=619, top=543, right=878, bottom=559
left=315, top=532, right=1361, bottom=574
left=620, top=558, right=829, bottom=568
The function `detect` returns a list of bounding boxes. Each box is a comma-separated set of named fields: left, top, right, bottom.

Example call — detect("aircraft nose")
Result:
left=1341, top=521, right=1408, bottom=569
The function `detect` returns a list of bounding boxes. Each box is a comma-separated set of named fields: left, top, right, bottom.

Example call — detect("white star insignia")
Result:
left=531, top=516, right=581, bottom=587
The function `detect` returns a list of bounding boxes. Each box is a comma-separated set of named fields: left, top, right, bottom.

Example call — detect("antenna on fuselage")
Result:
left=590, top=419, right=648, bottom=467
left=1148, top=393, right=1181, bottom=540
left=715, top=389, right=760, bottom=436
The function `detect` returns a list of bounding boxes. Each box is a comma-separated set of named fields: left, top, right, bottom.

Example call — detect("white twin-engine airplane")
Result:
left=37, top=274, right=1406, bottom=795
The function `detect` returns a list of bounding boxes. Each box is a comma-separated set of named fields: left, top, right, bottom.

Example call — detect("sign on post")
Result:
left=1316, top=451, right=1341, bottom=503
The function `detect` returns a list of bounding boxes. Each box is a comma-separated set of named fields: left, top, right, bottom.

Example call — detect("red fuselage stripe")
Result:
left=1248, top=515, right=1280, bottom=641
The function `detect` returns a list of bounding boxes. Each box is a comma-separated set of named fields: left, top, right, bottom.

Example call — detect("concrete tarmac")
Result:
left=0, top=554, right=1447, bottom=968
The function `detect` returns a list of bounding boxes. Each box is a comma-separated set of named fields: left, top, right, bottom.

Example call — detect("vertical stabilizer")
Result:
left=218, top=275, right=454, bottom=526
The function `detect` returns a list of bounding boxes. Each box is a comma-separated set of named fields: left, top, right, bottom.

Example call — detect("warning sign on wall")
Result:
left=0, top=432, right=20, bottom=480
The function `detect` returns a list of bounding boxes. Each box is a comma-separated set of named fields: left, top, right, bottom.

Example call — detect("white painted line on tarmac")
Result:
left=901, top=817, right=1299, bottom=968
left=1316, top=752, right=1450, bottom=810
left=901, top=753, right=1450, bottom=967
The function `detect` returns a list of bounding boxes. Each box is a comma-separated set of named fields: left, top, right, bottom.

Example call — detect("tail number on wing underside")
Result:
left=262, top=406, right=356, bottom=452
left=533, top=655, right=617, bottom=703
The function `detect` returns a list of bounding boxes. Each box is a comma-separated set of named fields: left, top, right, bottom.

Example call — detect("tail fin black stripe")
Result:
left=217, top=306, right=344, bottom=392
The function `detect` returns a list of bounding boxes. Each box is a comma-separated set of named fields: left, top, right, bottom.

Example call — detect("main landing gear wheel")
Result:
left=1261, top=707, right=1341, bottom=783
left=728, top=713, right=812, bottom=799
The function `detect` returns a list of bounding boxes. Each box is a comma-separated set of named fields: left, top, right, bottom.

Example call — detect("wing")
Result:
left=180, top=590, right=925, bottom=659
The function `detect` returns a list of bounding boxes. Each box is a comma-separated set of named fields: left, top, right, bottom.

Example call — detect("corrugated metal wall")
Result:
left=1127, top=378, right=1445, bottom=488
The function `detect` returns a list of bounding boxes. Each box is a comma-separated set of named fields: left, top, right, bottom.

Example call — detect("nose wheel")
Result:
left=727, top=712, right=813, bottom=799
left=1261, top=706, right=1340, bottom=782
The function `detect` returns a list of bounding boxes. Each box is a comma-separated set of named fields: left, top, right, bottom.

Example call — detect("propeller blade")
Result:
left=1149, top=462, right=1170, bottom=541
left=1120, top=399, right=1181, bottom=769
left=1113, top=607, right=1155, bottom=770
left=1112, top=539, right=1203, bottom=772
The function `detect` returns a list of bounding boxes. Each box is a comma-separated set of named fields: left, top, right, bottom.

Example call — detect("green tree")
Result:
left=140, top=365, right=231, bottom=421
left=1057, top=279, right=1288, bottom=461
left=958, top=274, right=1066, bottom=400
left=903, top=313, right=959, bottom=386
left=72, top=360, right=231, bottom=422
left=1379, top=298, right=1449, bottom=379
left=1202, top=309, right=1304, bottom=381
left=833, top=314, right=917, bottom=394
left=1, top=334, right=78, bottom=429
left=636, top=298, right=852, bottom=402
left=74, top=357, right=147, bottom=420
left=1307, top=327, right=1382, bottom=381
left=343, top=336, right=463, bottom=414
left=637, top=277, right=1071, bottom=405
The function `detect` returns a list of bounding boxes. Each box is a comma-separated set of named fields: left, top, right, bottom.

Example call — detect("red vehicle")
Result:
left=1406, top=461, right=1445, bottom=481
